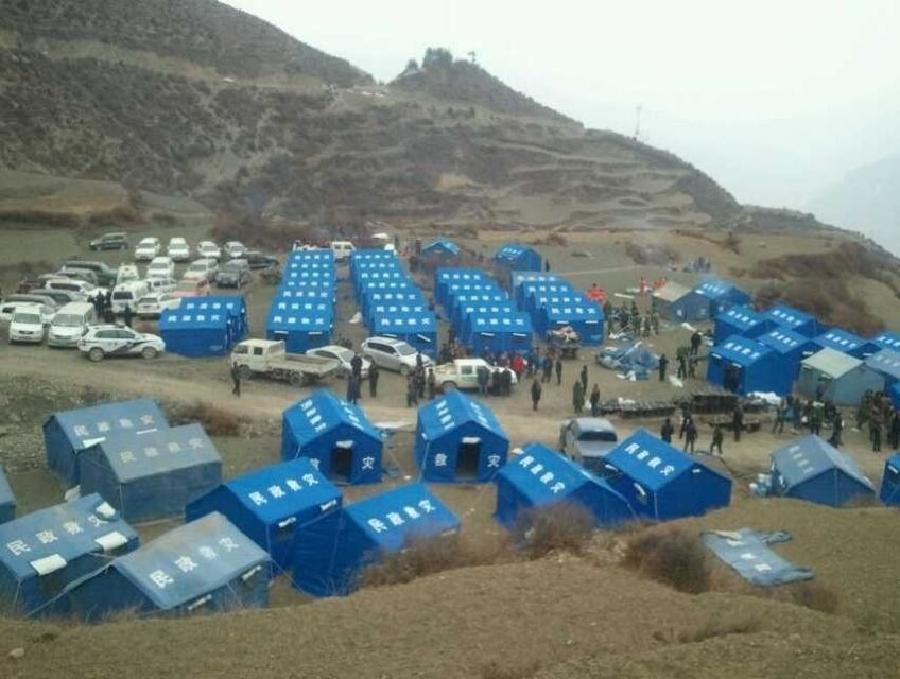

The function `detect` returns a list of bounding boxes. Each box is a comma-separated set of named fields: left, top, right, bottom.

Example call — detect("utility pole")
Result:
left=634, top=104, right=643, bottom=141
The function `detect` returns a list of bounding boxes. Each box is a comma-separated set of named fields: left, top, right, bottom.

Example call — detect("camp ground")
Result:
left=281, top=390, right=383, bottom=484
left=768, top=436, right=876, bottom=507
left=43, top=399, right=169, bottom=486
left=0, top=494, right=139, bottom=616
left=57, top=512, right=270, bottom=621
left=414, top=392, right=509, bottom=483
left=291, top=484, right=459, bottom=597
left=78, top=423, right=223, bottom=523
left=599, top=430, right=732, bottom=521
left=186, top=458, right=342, bottom=570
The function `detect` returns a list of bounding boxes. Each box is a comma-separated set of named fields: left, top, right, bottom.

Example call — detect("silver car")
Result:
left=559, top=418, right=619, bottom=472
left=361, top=336, right=432, bottom=375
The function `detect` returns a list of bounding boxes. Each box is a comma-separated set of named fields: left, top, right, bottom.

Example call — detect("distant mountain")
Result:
left=808, top=155, right=900, bottom=254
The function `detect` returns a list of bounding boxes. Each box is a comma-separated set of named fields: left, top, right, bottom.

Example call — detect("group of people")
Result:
left=659, top=402, right=731, bottom=456
left=406, top=359, right=435, bottom=406
left=611, top=301, right=661, bottom=338
left=92, top=289, right=131, bottom=326
left=858, top=390, right=900, bottom=453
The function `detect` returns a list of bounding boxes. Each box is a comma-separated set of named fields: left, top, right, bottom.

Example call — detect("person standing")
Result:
left=346, top=374, right=360, bottom=405
left=732, top=402, right=744, bottom=442
left=406, top=374, right=418, bottom=407
left=555, top=358, right=562, bottom=386
left=415, top=365, right=426, bottom=400
left=870, top=404, right=883, bottom=452
left=690, top=331, right=703, bottom=355
left=580, top=365, right=588, bottom=394
left=658, top=353, right=668, bottom=383
left=350, top=353, right=363, bottom=379
left=684, top=418, right=698, bottom=453
left=660, top=417, right=674, bottom=443
left=890, top=410, right=900, bottom=450
left=711, top=425, right=724, bottom=456
left=773, top=397, right=787, bottom=434
left=542, top=356, right=552, bottom=383
left=810, top=400, right=823, bottom=436
left=368, top=362, right=379, bottom=398
left=676, top=353, right=687, bottom=380
left=122, top=304, right=134, bottom=329
left=829, top=409, right=844, bottom=448
left=531, top=379, right=542, bottom=411
left=589, top=384, right=601, bottom=416
left=572, top=380, right=584, bottom=414
left=651, top=310, right=660, bottom=335
left=230, top=362, right=241, bottom=398
left=427, top=368, right=436, bottom=400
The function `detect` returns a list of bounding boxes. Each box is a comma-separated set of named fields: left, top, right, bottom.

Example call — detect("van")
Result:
left=147, top=256, right=175, bottom=280
left=110, top=280, right=151, bottom=314
left=330, top=241, right=355, bottom=263
left=47, top=302, right=96, bottom=348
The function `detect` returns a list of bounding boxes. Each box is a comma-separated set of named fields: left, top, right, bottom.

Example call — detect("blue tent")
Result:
left=0, top=494, right=139, bottom=616
left=757, top=328, right=819, bottom=379
left=707, top=335, right=788, bottom=396
left=421, top=239, right=460, bottom=259
left=494, top=442, right=634, bottom=529
left=363, top=291, right=427, bottom=326
left=771, top=436, right=875, bottom=507
left=275, top=288, right=334, bottom=304
left=535, top=295, right=604, bottom=345
left=178, top=296, right=248, bottom=344
left=694, top=278, right=751, bottom=317
left=450, top=293, right=511, bottom=328
left=43, top=399, right=169, bottom=486
left=159, top=306, right=231, bottom=357
left=864, top=349, right=900, bottom=388
left=266, top=300, right=333, bottom=352
left=520, top=282, right=577, bottom=314
left=880, top=454, right=900, bottom=506
left=292, top=483, right=459, bottom=597
left=365, top=300, right=429, bottom=330
left=281, top=390, right=382, bottom=484
left=277, top=276, right=335, bottom=293
left=444, top=282, right=503, bottom=314
left=512, top=273, right=566, bottom=306
left=0, top=467, right=15, bottom=525
left=761, top=305, right=819, bottom=337
left=371, top=312, right=438, bottom=356
left=79, top=423, right=223, bottom=523
left=58, top=512, right=270, bottom=621
left=186, top=459, right=341, bottom=571
left=353, top=270, right=407, bottom=297
left=713, top=306, right=770, bottom=344
left=414, top=392, right=509, bottom=483
left=349, top=249, right=397, bottom=280
left=812, top=328, right=876, bottom=360
left=600, top=430, right=732, bottom=521
left=434, top=268, right=489, bottom=306
left=456, top=301, right=518, bottom=336
left=463, top=310, right=534, bottom=355
left=494, top=242, right=542, bottom=273
left=870, top=331, right=900, bottom=353
left=653, top=281, right=710, bottom=322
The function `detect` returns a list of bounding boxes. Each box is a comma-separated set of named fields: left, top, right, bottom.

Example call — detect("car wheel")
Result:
left=141, top=346, right=158, bottom=360
left=88, top=347, right=105, bottom=362
left=238, top=365, right=252, bottom=380
left=289, top=371, right=303, bottom=386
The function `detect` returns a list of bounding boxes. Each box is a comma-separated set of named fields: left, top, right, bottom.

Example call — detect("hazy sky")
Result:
left=228, top=0, right=900, bottom=212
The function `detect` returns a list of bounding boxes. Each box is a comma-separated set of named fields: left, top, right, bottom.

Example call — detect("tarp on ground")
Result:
left=694, top=278, right=751, bottom=316
left=414, top=392, right=509, bottom=483
left=0, top=493, right=139, bottom=616
left=79, top=423, right=222, bottom=523
left=178, top=296, right=248, bottom=344
left=292, top=483, right=459, bottom=597
left=281, top=390, right=382, bottom=485
left=159, top=306, right=231, bottom=357
left=761, top=305, right=818, bottom=337
left=58, top=512, right=270, bottom=621
left=600, top=430, right=732, bottom=521
left=713, top=306, right=770, bottom=344
left=494, top=442, right=634, bottom=530
left=266, top=299, right=333, bottom=352
left=771, top=435, right=875, bottom=507
left=371, top=312, right=438, bottom=356
left=880, top=454, right=900, bottom=506
left=43, top=399, right=169, bottom=486
left=493, top=242, right=542, bottom=272
left=812, top=328, right=876, bottom=360
left=187, top=458, right=342, bottom=571
left=702, top=529, right=813, bottom=586
left=870, top=330, right=900, bottom=352
left=597, top=342, right=659, bottom=374
left=0, top=467, right=15, bottom=525
left=421, top=239, right=460, bottom=259
left=864, top=349, right=900, bottom=387
left=463, top=310, right=534, bottom=355
left=707, top=335, right=789, bottom=396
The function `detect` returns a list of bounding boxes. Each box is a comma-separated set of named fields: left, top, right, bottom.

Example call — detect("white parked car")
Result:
left=146, top=276, right=178, bottom=294
left=184, top=258, right=219, bottom=281
left=197, top=241, right=221, bottom=260
left=224, top=241, right=247, bottom=259
left=8, top=307, right=50, bottom=344
left=136, top=292, right=181, bottom=318
left=78, top=325, right=165, bottom=362
left=134, top=237, right=161, bottom=261
left=110, top=280, right=151, bottom=314
left=147, top=256, right=175, bottom=280
left=307, top=345, right=371, bottom=379
left=116, top=263, right=140, bottom=285
left=1, top=295, right=59, bottom=320
left=433, top=358, right=518, bottom=391
left=44, top=278, right=103, bottom=301
left=361, top=336, right=432, bottom=375
left=167, top=237, right=191, bottom=261
left=47, top=302, right=97, bottom=348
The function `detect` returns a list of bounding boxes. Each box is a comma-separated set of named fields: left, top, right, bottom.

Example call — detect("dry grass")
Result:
left=625, top=241, right=677, bottom=266
left=479, top=659, right=541, bottom=679
left=673, top=613, right=761, bottom=644
left=781, top=581, right=839, bottom=614
left=755, top=279, right=885, bottom=335
left=166, top=400, right=243, bottom=436
left=512, top=502, right=595, bottom=558
left=623, top=528, right=711, bottom=594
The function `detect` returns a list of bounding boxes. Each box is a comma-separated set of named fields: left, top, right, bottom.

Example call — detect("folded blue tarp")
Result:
left=702, top=528, right=813, bottom=587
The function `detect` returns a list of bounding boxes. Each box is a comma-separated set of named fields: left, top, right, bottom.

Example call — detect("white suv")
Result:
left=147, top=256, right=175, bottom=280
left=197, top=241, right=221, bottom=260
left=78, top=325, right=165, bottom=362
left=135, top=237, right=161, bottom=261
left=224, top=241, right=247, bottom=259
left=8, top=307, right=49, bottom=344
left=184, top=258, right=219, bottom=281
left=167, top=237, right=191, bottom=261
left=361, top=336, right=433, bottom=375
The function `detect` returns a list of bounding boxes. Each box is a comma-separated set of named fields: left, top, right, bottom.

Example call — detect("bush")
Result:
left=785, top=581, right=838, bottom=614
left=623, top=528, right=711, bottom=594
left=512, top=502, right=595, bottom=558
left=166, top=400, right=242, bottom=436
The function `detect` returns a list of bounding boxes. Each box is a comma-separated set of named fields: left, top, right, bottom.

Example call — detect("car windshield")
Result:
left=395, top=343, right=416, bottom=356
left=188, top=263, right=206, bottom=272
left=577, top=431, right=617, bottom=442
left=112, top=292, right=132, bottom=300
left=15, top=313, right=41, bottom=324
left=53, top=314, right=82, bottom=327
left=138, top=297, right=157, bottom=304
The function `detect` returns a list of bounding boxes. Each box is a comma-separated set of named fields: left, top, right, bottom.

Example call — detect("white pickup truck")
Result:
left=433, top=358, right=518, bottom=391
left=230, top=339, right=340, bottom=385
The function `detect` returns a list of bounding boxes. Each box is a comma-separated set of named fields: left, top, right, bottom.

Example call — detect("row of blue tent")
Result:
left=349, top=249, right=437, bottom=356
left=654, top=277, right=752, bottom=322
left=265, top=249, right=336, bottom=352
left=159, top=296, right=248, bottom=358
left=509, top=271, right=605, bottom=345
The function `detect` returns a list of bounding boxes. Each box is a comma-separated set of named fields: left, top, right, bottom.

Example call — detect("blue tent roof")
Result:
left=711, top=335, right=774, bottom=367
left=604, top=430, right=698, bottom=492
left=465, top=311, right=534, bottom=337
left=511, top=272, right=565, bottom=290
left=715, top=306, right=766, bottom=334
left=694, top=278, right=749, bottom=301
left=273, top=288, right=333, bottom=303
left=159, top=301, right=238, bottom=356
left=494, top=442, right=634, bottom=528
left=762, top=305, right=817, bottom=334
left=372, top=313, right=437, bottom=335
left=421, top=239, right=460, bottom=257
left=288, top=248, right=334, bottom=263
left=417, top=391, right=507, bottom=442
left=0, top=467, right=13, bottom=525
left=870, top=331, right=900, bottom=352
left=43, top=399, right=169, bottom=485
left=267, top=303, right=333, bottom=332
left=159, top=306, right=230, bottom=330
left=813, top=328, right=871, bottom=356
left=0, top=493, right=139, bottom=615
left=177, top=296, right=246, bottom=326
left=282, top=390, right=381, bottom=450
left=758, top=328, right=816, bottom=355
left=292, top=484, right=459, bottom=596
left=772, top=436, right=874, bottom=501
left=494, top=242, right=540, bottom=264
left=864, top=349, right=900, bottom=382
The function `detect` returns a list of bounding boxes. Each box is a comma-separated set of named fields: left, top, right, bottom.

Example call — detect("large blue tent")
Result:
left=863, top=349, right=900, bottom=388
left=870, top=331, right=900, bottom=353
left=812, top=328, right=877, bottom=360
left=880, top=454, right=900, bottom=506
left=494, top=443, right=634, bottom=529
left=713, top=306, right=770, bottom=344
left=187, top=459, right=341, bottom=570
left=266, top=299, right=333, bottom=352
left=519, top=282, right=577, bottom=314
left=463, top=310, right=534, bottom=355
left=281, top=390, right=382, bottom=485
left=57, top=512, right=270, bottom=621
left=600, top=430, right=732, bottom=521
left=159, top=306, right=231, bottom=357
left=757, top=328, right=820, bottom=379
left=493, top=242, right=542, bottom=273
left=707, top=335, right=788, bottom=396
left=79, top=423, right=222, bottom=523
left=364, top=291, right=427, bottom=327
left=694, top=278, right=751, bottom=317
left=761, top=305, right=818, bottom=337
left=177, top=296, right=248, bottom=344
left=421, top=239, right=460, bottom=259
left=770, top=436, right=875, bottom=507
left=535, top=295, right=604, bottom=345
left=511, top=273, right=566, bottom=306
left=0, top=494, right=139, bottom=616
left=371, top=312, right=438, bottom=356
left=414, top=392, right=509, bottom=483
left=0, top=468, right=15, bottom=525
left=450, top=293, right=511, bottom=328
left=292, top=483, right=459, bottom=597
left=349, top=249, right=397, bottom=280
left=434, top=268, right=489, bottom=306
left=43, top=399, right=169, bottom=486
left=653, top=281, right=710, bottom=322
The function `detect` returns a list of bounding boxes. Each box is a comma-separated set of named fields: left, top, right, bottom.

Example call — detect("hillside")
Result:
left=0, top=0, right=743, bottom=231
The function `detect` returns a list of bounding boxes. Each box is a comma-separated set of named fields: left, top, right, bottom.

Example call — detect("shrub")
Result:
left=512, top=502, right=595, bottom=558
left=166, top=400, right=242, bottom=436
left=623, top=528, right=711, bottom=594
left=785, top=581, right=838, bottom=614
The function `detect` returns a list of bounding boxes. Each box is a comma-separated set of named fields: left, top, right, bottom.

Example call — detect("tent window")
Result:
left=456, top=438, right=481, bottom=480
